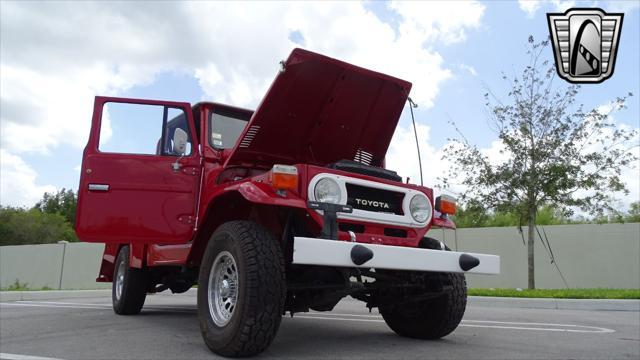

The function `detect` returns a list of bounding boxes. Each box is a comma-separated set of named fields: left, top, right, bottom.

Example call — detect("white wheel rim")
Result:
left=208, top=251, right=239, bottom=326
left=115, top=260, right=125, bottom=300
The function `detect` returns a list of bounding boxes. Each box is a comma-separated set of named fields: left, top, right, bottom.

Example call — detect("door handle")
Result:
left=171, top=154, right=185, bottom=172
left=88, top=184, right=109, bottom=191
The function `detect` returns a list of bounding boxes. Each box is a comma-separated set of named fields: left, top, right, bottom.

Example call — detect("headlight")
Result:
left=314, top=178, right=341, bottom=204
left=409, top=194, right=431, bottom=223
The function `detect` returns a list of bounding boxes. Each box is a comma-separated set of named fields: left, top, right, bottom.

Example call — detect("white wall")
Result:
left=427, top=223, right=640, bottom=289
left=0, top=242, right=110, bottom=290
left=1, top=223, right=638, bottom=290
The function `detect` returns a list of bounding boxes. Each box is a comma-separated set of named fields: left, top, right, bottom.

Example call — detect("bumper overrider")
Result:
left=298, top=201, right=500, bottom=275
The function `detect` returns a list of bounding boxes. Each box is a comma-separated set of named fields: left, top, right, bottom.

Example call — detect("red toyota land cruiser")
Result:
left=76, top=49, right=499, bottom=357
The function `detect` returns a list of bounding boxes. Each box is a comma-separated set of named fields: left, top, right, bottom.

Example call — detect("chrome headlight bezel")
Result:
left=314, top=177, right=342, bottom=204
left=409, top=193, right=431, bottom=223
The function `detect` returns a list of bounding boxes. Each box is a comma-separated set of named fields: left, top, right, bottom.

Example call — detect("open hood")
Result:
left=224, top=48, right=412, bottom=169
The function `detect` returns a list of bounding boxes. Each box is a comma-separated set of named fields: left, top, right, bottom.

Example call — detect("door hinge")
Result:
left=178, top=215, right=195, bottom=224
left=181, top=167, right=199, bottom=176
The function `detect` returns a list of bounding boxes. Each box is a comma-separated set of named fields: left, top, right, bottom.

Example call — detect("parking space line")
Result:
left=0, top=353, right=67, bottom=360
left=18, top=301, right=110, bottom=308
left=313, top=312, right=380, bottom=318
left=295, top=315, right=385, bottom=323
left=290, top=315, right=616, bottom=333
left=462, top=319, right=616, bottom=332
left=460, top=324, right=615, bottom=333
left=0, top=303, right=102, bottom=310
left=1, top=301, right=194, bottom=313
left=18, top=300, right=194, bottom=311
left=2, top=301, right=616, bottom=334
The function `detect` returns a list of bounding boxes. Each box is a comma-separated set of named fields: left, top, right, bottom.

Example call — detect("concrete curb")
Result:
left=0, top=289, right=110, bottom=302
left=468, top=296, right=640, bottom=312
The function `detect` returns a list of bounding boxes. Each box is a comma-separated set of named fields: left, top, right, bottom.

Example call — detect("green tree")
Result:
left=626, top=202, right=640, bottom=223
left=452, top=199, right=490, bottom=228
left=35, top=188, right=77, bottom=224
left=0, top=206, right=77, bottom=246
left=453, top=204, right=569, bottom=228
left=442, top=38, right=638, bottom=289
left=535, top=206, right=569, bottom=225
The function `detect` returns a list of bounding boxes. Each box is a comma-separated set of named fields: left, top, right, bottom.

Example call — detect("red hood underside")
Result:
left=224, top=48, right=412, bottom=168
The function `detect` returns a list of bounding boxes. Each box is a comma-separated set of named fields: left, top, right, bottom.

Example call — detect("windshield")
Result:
left=209, top=108, right=252, bottom=149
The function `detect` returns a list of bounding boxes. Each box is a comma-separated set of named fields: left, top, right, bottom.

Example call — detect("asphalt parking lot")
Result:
left=1, top=291, right=639, bottom=360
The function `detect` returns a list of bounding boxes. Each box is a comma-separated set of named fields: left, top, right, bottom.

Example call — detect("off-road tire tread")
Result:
left=380, top=272, right=467, bottom=339
left=199, top=221, right=286, bottom=357
left=112, top=245, right=147, bottom=315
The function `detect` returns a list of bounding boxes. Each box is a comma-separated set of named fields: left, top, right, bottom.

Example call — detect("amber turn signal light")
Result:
left=435, top=195, right=456, bottom=215
left=270, top=164, right=298, bottom=191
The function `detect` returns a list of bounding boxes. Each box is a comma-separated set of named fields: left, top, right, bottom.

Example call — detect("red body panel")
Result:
left=147, top=244, right=191, bottom=266
left=130, top=243, right=146, bottom=268
left=432, top=215, right=456, bottom=229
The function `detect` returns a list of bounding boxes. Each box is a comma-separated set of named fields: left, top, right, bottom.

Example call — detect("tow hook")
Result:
left=307, top=201, right=353, bottom=240
left=459, top=253, right=480, bottom=271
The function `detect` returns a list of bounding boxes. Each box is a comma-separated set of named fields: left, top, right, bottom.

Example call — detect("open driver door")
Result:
left=76, top=96, right=201, bottom=246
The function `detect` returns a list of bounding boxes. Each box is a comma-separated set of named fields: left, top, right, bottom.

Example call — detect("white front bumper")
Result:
left=292, top=237, right=500, bottom=275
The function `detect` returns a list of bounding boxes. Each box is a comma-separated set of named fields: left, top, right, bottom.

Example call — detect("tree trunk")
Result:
left=527, top=206, right=536, bottom=289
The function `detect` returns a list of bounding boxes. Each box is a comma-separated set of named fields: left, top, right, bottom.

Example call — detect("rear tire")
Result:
left=112, top=245, right=148, bottom=315
left=197, top=221, right=286, bottom=357
left=380, top=272, right=467, bottom=339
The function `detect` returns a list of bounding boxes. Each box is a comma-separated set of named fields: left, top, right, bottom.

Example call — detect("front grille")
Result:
left=339, top=222, right=365, bottom=233
left=346, top=183, right=404, bottom=215
left=384, top=228, right=407, bottom=238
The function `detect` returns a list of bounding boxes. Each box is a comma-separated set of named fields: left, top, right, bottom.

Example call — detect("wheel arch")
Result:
left=187, top=190, right=308, bottom=266
left=97, top=243, right=147, bottom=282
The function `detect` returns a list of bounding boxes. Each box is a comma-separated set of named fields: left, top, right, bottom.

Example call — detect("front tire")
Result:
left=197, top=221, right=286, bottom=357
left=380, top=272, right=467, bottom=339
left=112, top=245, right=148, bottom=315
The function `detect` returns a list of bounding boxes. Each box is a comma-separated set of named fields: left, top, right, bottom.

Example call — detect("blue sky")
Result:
left=1, top=0, right=638, bottom=210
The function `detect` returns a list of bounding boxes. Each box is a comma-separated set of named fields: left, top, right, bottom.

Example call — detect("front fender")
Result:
left=432, top=216, right=456, bottom=230
left=230, top=181, right=308, bottom=208
left=188, top=181, right=309, bottom=265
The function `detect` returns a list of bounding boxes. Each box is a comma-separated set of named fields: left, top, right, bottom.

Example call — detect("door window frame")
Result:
left=90, top=96, right=199, bottom=159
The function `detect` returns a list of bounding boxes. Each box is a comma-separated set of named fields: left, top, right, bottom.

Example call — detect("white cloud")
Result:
left=518, top=0, right=576, bottom=18
left=191, top=1, right=487, bottom=108
left=459, top=63, right=478, bottom=77
left=1, top=1, right=487, bottom=155
left=0, top=64, right=114, bottom=154
left=389, top=1, right=485, bottom=44
left=481, top=139, right=510, bottom=165
left=518, top=0, right=543, bottom=17
left=605, top=0, right=640, bottom=13
left=1, top=1, right=487, bottom=206
left=386, top=120, right=456, bottom=194
left=0, top=149, right=56, bottom=207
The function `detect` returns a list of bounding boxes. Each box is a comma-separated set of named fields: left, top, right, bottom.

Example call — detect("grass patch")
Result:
left=1, top=279, right=53, bottom=291
left=468, top=288, right=640, bottom=299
